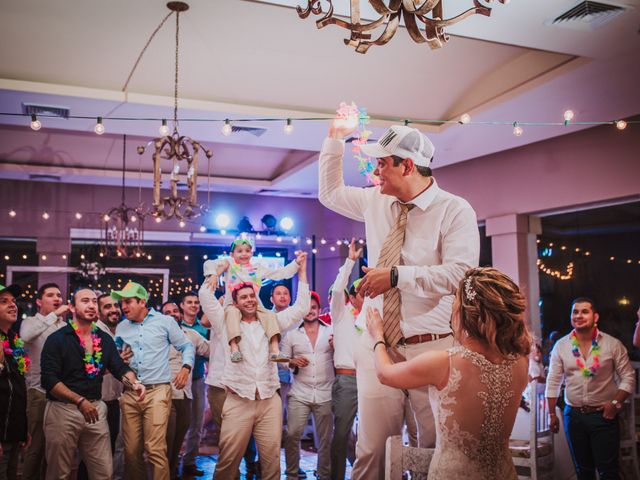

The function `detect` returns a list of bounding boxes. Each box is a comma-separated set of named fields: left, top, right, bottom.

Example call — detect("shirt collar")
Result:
left=402, top=177, right=440, bottom=212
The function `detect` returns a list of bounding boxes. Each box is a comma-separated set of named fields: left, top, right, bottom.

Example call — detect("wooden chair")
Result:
left=509, top=380, right=554, bottom=480
left=385, top=435, right=434, bottom=479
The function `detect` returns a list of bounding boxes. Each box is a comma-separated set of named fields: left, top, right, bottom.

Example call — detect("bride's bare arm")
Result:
left=366, top=307, right=450, bottom=390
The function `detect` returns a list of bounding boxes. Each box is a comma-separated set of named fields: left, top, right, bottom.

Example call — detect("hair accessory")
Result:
left=464, top=277, right=477, bottom=302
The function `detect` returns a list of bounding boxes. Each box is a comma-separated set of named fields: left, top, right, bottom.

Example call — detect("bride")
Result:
left=366, top=267, right=531, bottom=479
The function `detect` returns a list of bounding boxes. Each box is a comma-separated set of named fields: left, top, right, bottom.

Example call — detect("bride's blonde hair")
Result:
left=454, top=267, right=532, bottom=357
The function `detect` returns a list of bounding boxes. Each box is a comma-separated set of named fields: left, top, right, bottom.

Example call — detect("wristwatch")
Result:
left=182, top=364, right=192, bottom=372
left=611, top=399, right=623, bottom=410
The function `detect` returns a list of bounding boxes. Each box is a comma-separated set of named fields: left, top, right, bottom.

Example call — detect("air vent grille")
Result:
left=22, top=103, right=70, bottom=119
left=550, top=1, right=629, bottom=29
left=231, top=125, right=267, bottom=137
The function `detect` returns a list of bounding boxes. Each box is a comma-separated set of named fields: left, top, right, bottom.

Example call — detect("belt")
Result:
left=335, top=368, right=356, bottom=376
left=570, top=405, right=603, bottom=414
left=143, top=382, right=170, bottom=390
left=399, top=332, right=453, bottom=345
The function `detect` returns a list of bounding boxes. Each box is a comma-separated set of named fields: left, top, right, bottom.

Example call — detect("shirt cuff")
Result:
left=396, top=265, right=415, bottom=291
left=322, top=137, right=345, bottom=154
left=43, top=312, right=58, bottom=326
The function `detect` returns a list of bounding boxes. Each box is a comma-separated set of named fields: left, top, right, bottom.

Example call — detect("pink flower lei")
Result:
left=69, top=320, right=103, bottom=378
left=1, top=331, right=30, bottom=375
left=570, top=328, right=600, bottom=377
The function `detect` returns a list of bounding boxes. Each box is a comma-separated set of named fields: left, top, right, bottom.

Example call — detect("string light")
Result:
left=563, top=110, right=574, bottom=123
left=159, top=119, right=170, bottom=136
left=75, top=212, right=83, bottom=220
left=330, top=246, right=336, bottom=252
left=312, top=248, right=318, bottom=254
left=513, top=122, right=523, bottom=137
left=537, top=259, right=573, bottom=280
left=42, top=212, right=50, bottom=220
left=284, top=118, right=294, bottom=135
left=221, top=119, right=232, bottom=136
left=130, top=215, right=137, bottom=222
left=616, top=120, right=627, bottom=130
left=459, top=113, right=471, bottom=124
left=30, top=114, right=42, bottom=131
left=103, top=214, right=110, bottom=222
left=199, top=225, right=206, bottom=232
left=320, top=238, right=327, bottom=245
left=179, top=221, right=186, bottom=228
left=306, top=238, right=312, bottom=245
left=184, top=255, right=189, bottom=261
left=8, top=210, right=16, bottom=217
left=155, top=217, right=162, bottom=224
left=165, top=255, right=170, bottom=261
left=94, top=117, right=105, bottom=135
left=22, top=254, right=27, bottom=259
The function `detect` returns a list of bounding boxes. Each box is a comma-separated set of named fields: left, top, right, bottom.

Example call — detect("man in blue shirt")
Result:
left=113, top=282, right=195, bottom=480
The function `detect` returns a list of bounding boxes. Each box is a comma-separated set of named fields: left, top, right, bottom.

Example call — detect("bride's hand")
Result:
left=366, top=307, right=384, bottom=342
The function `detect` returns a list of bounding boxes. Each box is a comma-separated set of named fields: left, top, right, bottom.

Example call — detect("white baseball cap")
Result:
left=360, top=125, right=435, bottom=168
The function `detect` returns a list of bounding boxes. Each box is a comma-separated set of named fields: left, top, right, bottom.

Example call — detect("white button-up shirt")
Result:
left=169, top=327, right=210, bottom=400
left=205, top=328, right=227, bottom=389
left=96, top=320, right=123, bottom=402
left=282, top=322, right=335, bottom=404
left=20, top=312, right=66, bottom=391
left=545, top=330, right=635, bottom=407
left=199, top=281, right=310, bottom=401
left=319, top=138, right=480, bottom=336
left=330, top=258, right=360, bottom=370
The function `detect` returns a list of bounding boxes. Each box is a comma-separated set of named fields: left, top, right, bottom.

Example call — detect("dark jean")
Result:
left=564, top=405, right=620, bottom=480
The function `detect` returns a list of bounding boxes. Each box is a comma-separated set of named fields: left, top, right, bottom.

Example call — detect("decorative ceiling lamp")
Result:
left=297, top=0, right=509, bottom=53
left=103, top=135, right=146, bottom=258
left=137, top=2, right=213, bottom=221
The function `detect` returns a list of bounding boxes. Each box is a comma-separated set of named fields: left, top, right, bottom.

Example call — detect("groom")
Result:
left=318, top=118, right=479, bottom=477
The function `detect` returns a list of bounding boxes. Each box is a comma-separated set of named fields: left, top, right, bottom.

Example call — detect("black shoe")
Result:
left=183, top=464, right=205, bottom=476
left=298, top=468, right=307, bottom=478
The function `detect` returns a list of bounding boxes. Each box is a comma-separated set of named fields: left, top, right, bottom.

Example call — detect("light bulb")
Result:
left=284, top=119, right=294, bottom=135
left=513, top=125, right=523, bottom=137
left=42, top=212, right=50, bottom=220
left=563, top=110, right=574, bottom=122
left=30, top=114, right=42, bottom=131
left=312, top=248, right=318, bottom=254
left=616, top=120, right=627, bottom=130
left=184, top=255, right=189, bottom=261
left=179, top=221, right=186, bottom=228
left=159, top=119, right=170, bottom=136
left=306, top=238, right=312, bottom=245
left=292, top=238, right=298, bottom=244
left=199, top=225, right=206, bottom=232
left=330, top=246, right=336, bottom=252
left=320, top=238, right=326, bottom=245
left=130, top=215, right=137, bottom=222
left=155, top=217, right=162, bottom=223
left=147, top=255, right=152, bottom=260
left=221, top=119, right=232, bottom=136
left=459, top=113, right=471, bottom=124
left=103, top=214, right=110, bottom=222
left=220, top=229, right=227, bottom=235
left=8, top=210, right=16, bottom=217
left=94, top=117, right=105, bottom=135
left=75, top=212, right=82, bottom=220
left=41, top=255, right=47, bottom=261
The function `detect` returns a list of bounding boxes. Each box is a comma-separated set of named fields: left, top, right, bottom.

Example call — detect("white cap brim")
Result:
left=360, top=142, right=393, bottom=159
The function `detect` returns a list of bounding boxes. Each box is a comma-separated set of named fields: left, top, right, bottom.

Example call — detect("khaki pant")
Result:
left=23, top=388, right=47, bottom=479
left=207, top=385, right=227, bottom=446
left=215, top=391, right=282, bottom=480
left=120, top=384, right=171, bottom=480
left=43, top=400, right=112, bottom=480
left=350, top=331, right=454, bottom=480
left=224, top=304, right=280, bottom=344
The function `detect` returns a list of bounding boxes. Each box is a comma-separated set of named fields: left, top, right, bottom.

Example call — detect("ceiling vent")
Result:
left=29, top=174, right=61, bottom=182
left=231, top=125, right=267, bottom=137
left=548, top=1, right=631, bottom=30
left=22, top=103, right=70, bottom=119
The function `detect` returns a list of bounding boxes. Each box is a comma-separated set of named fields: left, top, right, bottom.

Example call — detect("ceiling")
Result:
left=0, top=0, right=639, bottom=197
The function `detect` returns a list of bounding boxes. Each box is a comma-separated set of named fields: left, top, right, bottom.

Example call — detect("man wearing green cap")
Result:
left=0, top=284, right=29, bottom=480
left=113, top=281, right=195, bottom=480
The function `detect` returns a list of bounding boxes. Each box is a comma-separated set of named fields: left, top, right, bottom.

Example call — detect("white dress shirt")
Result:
left=169, top=327, right=210, bottom=400
left=205, top=330, right=227, bottom=389
left=545, top=330, right=635, bottom=406
left=319, top=138, right=480, bottom=336
left=330, top=258, right=359, bottom=370
left=20, top=312, right=66, bottom=391
left=282, top=322, right=335, bottom=404
left=96, top=320, right=123, bottom=402
left=199, top=281, right=310, bottom=401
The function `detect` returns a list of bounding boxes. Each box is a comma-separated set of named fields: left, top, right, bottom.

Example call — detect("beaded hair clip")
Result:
left=464, top=277, right=477, bottom=302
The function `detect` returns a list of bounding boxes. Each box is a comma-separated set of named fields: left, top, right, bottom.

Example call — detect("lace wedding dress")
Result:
left=427, top=346, right=523, bottom=479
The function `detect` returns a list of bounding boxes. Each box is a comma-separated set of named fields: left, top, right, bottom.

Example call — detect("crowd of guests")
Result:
left=1, top=119, right=638, bottom=480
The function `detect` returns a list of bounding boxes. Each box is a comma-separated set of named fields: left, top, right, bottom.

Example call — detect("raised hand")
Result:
left=348, top=238, right=363, bottom=261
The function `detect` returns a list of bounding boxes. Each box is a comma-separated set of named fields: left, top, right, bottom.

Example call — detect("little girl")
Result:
left=204, top=238, right=302, bottom=363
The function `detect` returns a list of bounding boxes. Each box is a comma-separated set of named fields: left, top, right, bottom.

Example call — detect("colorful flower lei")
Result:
left=228, top=260, right=261, bottom=290
left=336, top=102, right=379, bottom=186
left=1, top=331, right=30, bottom=375
left=69, top=320, right=103, bottom=378
left=570, top=328, right=600, bottom=377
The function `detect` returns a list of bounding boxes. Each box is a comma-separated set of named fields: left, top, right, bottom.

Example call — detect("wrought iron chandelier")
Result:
left=103, top=135, right=146, bottom=258
left=297, top=0, right=509, bottom=53
left=137, top=2, right=213, bottom=221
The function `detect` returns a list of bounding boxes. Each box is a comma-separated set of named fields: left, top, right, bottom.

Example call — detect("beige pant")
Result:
left=350, top=330, right=454, bottom=480
left=120, top=384, right=171, bottom=480
left=215, top=391, right=282, bottom=480
left=207, top=385, right=227, bottom=446
left=224, top=304, right=280, bottom=344
left=43, top=400, right=112, bottom=480
left=23, top=388, right=47, bottom=479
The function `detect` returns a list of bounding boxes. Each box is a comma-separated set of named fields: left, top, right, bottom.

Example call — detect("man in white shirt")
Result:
left=546, top=297, right=635, bottom=479
left=199, top=254, right=310, bottom=480
left=20, top=282, right=69, bottom=479
left=319, top=120, right=479, bottom=477
left=329, top=240, right=362, bottom=480
left=161, top=301, right=210, bottom=479
left=283, top=291, right=334, bottom=480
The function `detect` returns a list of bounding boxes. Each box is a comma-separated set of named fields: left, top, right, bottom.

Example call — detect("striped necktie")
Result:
left=377, top=202, right=414, bottom=347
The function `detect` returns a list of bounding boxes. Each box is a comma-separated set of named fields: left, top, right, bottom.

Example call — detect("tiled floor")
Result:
left=190, top=448, right=353, bottom=479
